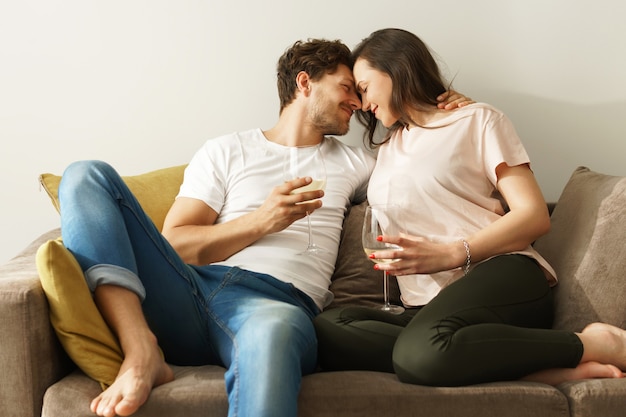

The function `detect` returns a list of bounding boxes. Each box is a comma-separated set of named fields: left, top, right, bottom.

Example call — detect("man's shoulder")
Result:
left=198, top=128, right=263, bottom=150
left=323, top=136, right=374, bottom=160
left=323, top=137, right=375, bottom=181
left=208, top=128, right=261, bottom=142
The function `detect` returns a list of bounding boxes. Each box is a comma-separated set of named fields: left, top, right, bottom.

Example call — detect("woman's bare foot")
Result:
left=579, top=322, right=626, bottom=370
left=90, top=340, right=174, bottom=417
left=522, top=322, right=626, bottom=386
left=522, top=361, right=624, bottom=386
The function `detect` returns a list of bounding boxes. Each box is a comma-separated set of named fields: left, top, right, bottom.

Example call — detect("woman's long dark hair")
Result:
left=352, top=28, right=448, bottom=148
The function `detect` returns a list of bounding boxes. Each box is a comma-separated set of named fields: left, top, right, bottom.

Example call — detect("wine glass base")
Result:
left=380, top=304, right=405, bottom=315
left=299, top=245, right=326, bottom=256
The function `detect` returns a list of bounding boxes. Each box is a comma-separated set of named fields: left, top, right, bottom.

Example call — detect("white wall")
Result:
left=1, top=0, right=625, bottom=263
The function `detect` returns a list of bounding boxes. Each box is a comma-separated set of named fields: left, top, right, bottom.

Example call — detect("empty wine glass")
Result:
left=362, top=204, right=405, bottom=314
left=283, top=145, right=327, bottom=255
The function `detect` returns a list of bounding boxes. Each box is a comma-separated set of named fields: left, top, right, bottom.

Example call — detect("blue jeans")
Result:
left=59, top=160, right=320, bottom=417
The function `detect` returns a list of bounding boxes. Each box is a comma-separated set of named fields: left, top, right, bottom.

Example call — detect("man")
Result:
left=58, top=38, right=467, bottom=417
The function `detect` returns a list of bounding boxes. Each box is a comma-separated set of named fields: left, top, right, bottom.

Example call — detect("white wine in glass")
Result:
left=283, top=144, right=327, bottom=255
left=362, top=204, right=405, bottom=314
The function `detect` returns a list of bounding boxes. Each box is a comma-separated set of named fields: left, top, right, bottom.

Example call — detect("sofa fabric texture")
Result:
left=533, top=166, right=626, bottom=332
left=1, top=165, right=625, bottom=417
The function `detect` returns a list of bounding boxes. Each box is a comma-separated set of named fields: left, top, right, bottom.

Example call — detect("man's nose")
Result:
left=349, top=92, right=362, bottom=110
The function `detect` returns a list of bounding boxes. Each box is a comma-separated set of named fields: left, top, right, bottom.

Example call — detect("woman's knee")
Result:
left=392, top=328, right=430, bottom=384
left=313, top=307, right=342, bottom=340
left=313, top=307, right=376, bottom=348
left=392, top=322, right=458, bottom=386
left=314, top=307, right=402, bottom=372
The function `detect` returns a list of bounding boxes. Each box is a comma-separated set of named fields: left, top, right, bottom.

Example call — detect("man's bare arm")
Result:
left=161, top=177, right=323, bottom=265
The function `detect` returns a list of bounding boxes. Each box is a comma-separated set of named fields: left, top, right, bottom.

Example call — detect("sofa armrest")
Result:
left=0, top=229, right=74, bottom=417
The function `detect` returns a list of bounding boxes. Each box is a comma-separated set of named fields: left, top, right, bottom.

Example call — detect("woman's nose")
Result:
left=360, top=96, right=370, bottom=112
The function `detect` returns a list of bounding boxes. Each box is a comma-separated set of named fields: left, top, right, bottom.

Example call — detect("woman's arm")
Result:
left=459, top=163, right=550, bottom=263
left=371, top=163, right=550, bottom=275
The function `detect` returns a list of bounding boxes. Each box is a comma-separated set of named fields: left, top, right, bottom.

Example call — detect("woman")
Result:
left=314, top=28, right=626, bottom=387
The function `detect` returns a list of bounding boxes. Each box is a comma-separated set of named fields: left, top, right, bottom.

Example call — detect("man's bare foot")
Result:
left=579, top=322, right=626, bottom=370
left=90, top=342, right=174, bottom=417
left=522, top=361, right=624, bottom=386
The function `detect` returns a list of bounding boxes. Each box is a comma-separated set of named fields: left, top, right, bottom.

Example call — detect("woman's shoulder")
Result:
left=447, top=102, right=509, bottom=127
left=425, top=102, right=505, bottom=128
left=458, top=102, right=505, bottom=118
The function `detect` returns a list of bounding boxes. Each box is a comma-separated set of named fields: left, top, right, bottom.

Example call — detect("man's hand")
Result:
left=437, top=90, right=475, bottom=110
left=258, top=177, right=323, bottom=234
left=162, top=177, right=324, bottom=264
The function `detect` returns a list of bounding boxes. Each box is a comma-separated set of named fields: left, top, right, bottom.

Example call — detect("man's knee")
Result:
left=60, top=160, right=115, bottom=196
left=242, top=305, right=316, bottom=351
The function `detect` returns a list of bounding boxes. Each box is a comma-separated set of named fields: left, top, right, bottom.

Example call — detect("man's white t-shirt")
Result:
left=368, top=103, right=557, bottom=307
left=177, top=128, right=375, bottom=309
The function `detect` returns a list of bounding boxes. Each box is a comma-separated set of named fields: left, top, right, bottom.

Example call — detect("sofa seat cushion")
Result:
left=43, top=368, right=570, bottom=417
left=557, top=378, right=626, bottom=417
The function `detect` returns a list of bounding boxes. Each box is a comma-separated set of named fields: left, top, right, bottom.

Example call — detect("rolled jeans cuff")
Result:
left=85, top=264, right=147, bottom=301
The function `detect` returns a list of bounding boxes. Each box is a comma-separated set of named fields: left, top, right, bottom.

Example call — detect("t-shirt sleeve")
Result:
left=177, top=139, right=227, bottom=213
left=481, top=111, right=530, bottom=186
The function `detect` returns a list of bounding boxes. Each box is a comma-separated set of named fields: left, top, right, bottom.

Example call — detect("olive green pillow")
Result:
left=37, top=164, right=186, bottom=388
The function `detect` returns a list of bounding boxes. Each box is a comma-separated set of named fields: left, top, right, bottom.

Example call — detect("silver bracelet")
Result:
left=461, top=239, right=471, bottom=275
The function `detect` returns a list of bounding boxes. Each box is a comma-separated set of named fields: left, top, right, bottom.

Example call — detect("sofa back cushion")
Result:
left=534, top=167, right=626, bottom=332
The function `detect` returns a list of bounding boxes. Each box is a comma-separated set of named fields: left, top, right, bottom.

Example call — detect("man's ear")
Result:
left=295, top=71, right=312, bottom=96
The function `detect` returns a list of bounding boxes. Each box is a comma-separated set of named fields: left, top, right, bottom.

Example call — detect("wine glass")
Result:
left=362, top=204, right=405, bottom=314
left=283, top=145, right=327, bottom=255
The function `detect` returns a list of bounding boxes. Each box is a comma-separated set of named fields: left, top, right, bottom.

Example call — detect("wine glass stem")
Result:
left=306, top=213, right=313, bottom=247
left=383, top=270, right=390, bottom=307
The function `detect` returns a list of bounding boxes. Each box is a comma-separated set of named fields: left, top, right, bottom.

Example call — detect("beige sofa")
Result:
left=1, top=166, right=625, bottom=417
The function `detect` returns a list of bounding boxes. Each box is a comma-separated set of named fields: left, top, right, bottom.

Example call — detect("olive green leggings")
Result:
left=314, top=255, right=583, bottom=386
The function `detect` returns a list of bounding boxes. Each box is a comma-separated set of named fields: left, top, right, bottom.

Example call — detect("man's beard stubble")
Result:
left=310, top=97, right=351, bottom=137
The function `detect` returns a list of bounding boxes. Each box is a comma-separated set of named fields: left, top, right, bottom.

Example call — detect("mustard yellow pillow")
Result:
left=39, top=164, right=187, bottom=231
left=37, top=238, right=122, bottom=389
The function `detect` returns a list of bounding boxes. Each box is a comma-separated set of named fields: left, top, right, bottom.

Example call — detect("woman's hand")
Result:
left=369, top=235, right=467, bottom=276
left=437, top=90, right=475, bottom=110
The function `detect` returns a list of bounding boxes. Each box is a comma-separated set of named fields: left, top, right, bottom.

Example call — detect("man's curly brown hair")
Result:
left=276, top=39, right=353, bottom=114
